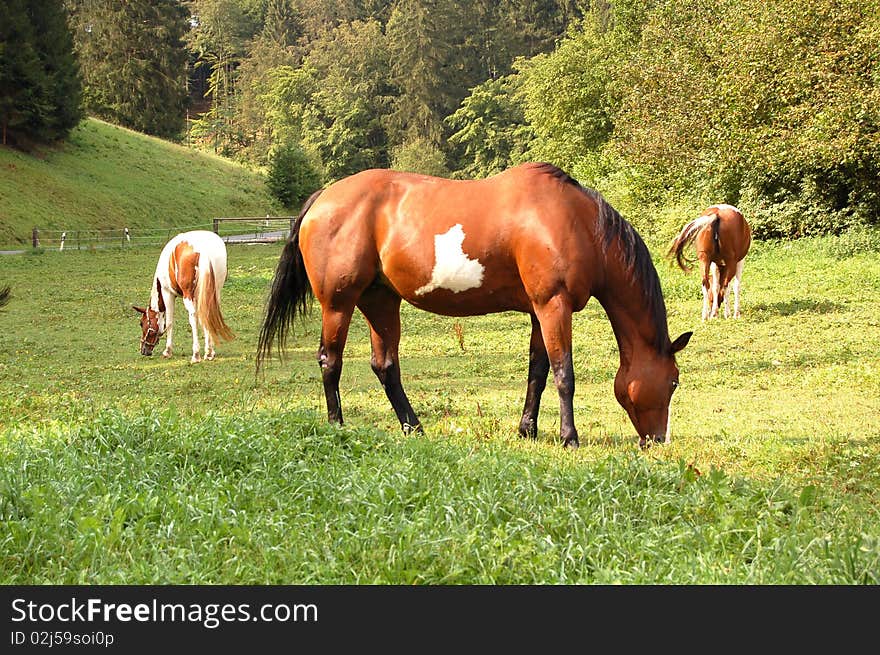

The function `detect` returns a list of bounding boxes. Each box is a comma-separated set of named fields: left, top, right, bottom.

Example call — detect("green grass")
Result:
left=0, top=233, right=878, bottom=583
left=0, top=119, right=282, bottom=248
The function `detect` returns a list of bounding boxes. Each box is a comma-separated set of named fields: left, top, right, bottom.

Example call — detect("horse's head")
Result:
left=133, top=279, right=167, bottom=356
left=614, top=331, right=692, bottom=448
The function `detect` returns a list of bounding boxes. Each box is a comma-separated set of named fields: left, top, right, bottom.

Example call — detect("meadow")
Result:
left=0, top=119, right=281, bottom=248
left=0, top=231, right=878, bottom=584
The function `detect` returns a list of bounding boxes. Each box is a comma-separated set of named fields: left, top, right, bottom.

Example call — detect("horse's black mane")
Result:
left=530, top=162, right=670, bottom=351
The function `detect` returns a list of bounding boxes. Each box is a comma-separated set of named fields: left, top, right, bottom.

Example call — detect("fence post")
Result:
left=60, top=232, right=66, bottom=251
left=213, top=218, right=219, bottom=234
left=32, top=227, right=39, bottom=248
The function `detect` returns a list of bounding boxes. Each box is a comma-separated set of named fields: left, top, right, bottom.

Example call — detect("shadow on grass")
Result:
left=748, top=298, right=845, bottom=320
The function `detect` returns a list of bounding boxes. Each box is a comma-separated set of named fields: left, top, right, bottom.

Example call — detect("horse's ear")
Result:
left=155, top=278, right=166, bottom=312
left=133, top=305, right=146, bottom=315
left=671, top=331, right=693, bottom=354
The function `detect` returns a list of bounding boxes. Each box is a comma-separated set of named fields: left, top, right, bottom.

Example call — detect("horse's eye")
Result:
left=672, top=380, right=680, bottom=391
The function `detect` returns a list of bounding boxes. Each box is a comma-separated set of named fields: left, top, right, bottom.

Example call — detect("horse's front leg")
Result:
left=535, top=297, right=578, bottom=449
left=519, top=313, right=550, bottom=440
left=162, top=296, right=174, bottom=358
left=183, top=298, right=201, bottom=363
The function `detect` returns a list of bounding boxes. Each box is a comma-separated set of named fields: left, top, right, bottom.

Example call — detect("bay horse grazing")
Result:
left=256, top=163, right=692, bottom=449
left=134, top=230, right=234, bottom=362
left=669, top=205, right=751, bottom=320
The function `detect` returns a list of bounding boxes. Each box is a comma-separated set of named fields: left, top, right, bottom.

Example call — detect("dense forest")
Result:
left=3, top=0, right=879, bottom=236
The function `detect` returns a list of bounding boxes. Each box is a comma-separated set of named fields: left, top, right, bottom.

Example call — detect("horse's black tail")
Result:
left=256, top=190, right=323, bottom=373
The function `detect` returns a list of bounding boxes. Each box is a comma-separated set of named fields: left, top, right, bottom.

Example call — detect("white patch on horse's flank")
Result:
left=414, top=224, right=485, bottom=296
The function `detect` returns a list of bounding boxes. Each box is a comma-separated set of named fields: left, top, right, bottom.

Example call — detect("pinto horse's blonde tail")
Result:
left=256, top=189, right=323, bottom=374
left=196, top=262, right=234, bottom=342
left=668, top=213, right=719, bottom=271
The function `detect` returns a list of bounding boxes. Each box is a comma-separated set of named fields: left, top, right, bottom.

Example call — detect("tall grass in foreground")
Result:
left=1, top=409, right=876, bottom=584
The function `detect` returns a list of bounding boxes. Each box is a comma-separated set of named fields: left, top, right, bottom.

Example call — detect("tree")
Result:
left=186, top=0, right=260, bottom=152
left=446, top=74, right=532, bottom=178
left=384, top=0, right=463, bottom=147
left=68, top=0, right=189, bottom=139
left=297, top=18, right=393, bottom=180
left=0, top=0, right=82, bottom=147
left=612, top=0, right=880, bottom=234
left=265, top=139, right=321, bottom=206
left=234, top=0, right=301, bottom=161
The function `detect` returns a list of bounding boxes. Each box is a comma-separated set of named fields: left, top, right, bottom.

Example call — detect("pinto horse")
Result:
left=669, top=205, right=751, bottom=320
left=256, top=163, right=691, bottom=449
left=134, top=230, right=234, bottom=362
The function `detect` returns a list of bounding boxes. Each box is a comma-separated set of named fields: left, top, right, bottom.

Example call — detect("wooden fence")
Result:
left=25, top=216, right=295, bottom=251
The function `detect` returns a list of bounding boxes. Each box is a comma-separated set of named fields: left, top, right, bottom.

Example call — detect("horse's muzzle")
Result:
left=639, top=434, right=667, bottom=449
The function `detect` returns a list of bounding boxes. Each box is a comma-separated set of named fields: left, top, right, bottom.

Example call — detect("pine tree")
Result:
left=69, top=0, right=189, bottom=138
left=0, top=0, right=82, bottom=146
left=31, top=0, right=83, bottom=141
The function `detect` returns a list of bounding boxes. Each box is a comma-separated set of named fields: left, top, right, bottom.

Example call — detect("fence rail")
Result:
left=24, top=216, right=295, bottom=251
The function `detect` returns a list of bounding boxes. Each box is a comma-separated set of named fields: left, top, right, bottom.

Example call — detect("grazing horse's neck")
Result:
left=594, top=258, right=667, bottom=367
left=597, top=293, right=659, bottom=368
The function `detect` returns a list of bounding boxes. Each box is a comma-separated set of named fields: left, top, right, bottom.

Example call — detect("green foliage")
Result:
left=611, top=0, right=880, bottom=234
left=516, top=15, right=617, bottom=180
left=265, top=139, right=321, bottom=207
left=823, top=226, right=880, bottom=259
left=0, top=0, right=82, bottom=147
left=390, top=137, right=450, bottom=177
left=446, top=75, right=532, bottom=178
left=68, top=0, right=189, bottom=139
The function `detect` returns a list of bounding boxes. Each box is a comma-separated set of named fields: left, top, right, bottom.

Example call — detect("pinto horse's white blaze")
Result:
left=136, top=230, right=233, bottom=363
left=414, top=224, right=485, bottom=296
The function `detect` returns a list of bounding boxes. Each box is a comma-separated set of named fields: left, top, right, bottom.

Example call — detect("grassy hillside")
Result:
left=0, top=118, right=283, bottom=248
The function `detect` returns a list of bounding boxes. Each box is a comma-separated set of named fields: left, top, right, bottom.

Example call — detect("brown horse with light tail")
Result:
left=669, top=204, right=751, bottom=320
left=256, top=163, right=692, bottom=449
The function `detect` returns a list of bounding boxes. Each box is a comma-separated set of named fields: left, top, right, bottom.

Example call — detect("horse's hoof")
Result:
left=191, top=355, right=201, bottom=364
left=162, top=351, right=172, bottom=358
left=205, top=353, right=215, bottom=361
left=563, top=439, right=579, bottom=450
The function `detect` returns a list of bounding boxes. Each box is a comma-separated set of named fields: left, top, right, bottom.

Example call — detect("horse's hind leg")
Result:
left=709, top=262, right=721, bottom=319
left=519, top=313, right=550, bottom=440
left=204, top=329, right=215, bottom=360
left=732, top=259, right=745, bottom=318
left=699, top=258, right=712, bottom=322
left=318, top=305, right=355, bottom=424
left=183, top=298, right=201, bottom=363
left=357, top=286, right=421, bottom=434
